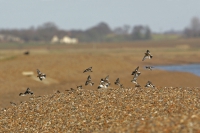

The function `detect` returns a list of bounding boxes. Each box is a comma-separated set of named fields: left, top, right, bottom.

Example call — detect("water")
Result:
left=155, top=64, right=200, bottom=77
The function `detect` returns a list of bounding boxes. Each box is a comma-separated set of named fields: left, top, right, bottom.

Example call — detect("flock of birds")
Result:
left=16, top=50, right=155, bottom=101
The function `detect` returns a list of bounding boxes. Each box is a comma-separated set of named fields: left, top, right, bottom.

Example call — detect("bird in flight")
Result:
left=142, top=50, right=153, bottom=61
left=100, top=75, right=111, bottom=86
left=131, top=77, right=138, bottom=84
left=37, top=69, right=46, bottom=81
left=145, top=66, right=154, bottom=70
left=85, top=75, right=94, bottom=86
left=114, top=78, right=123, bottom=88
left=131, top=66, right=140, bottom=76
left=83, top=67, right=93, bottom=73
left=19, top=88, right=33, bottom=96
left=114, top=78, right=120, bottom=86
left=97, top=82, right=109, bottom=89
left=145, top=81, right=155, bottom=88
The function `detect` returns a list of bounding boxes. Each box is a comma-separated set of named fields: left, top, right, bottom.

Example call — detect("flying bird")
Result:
left=24, top=88, right=33, bottom=95
left=131, top=66, right=141, bottom=82
left=131, top=66, right=140, bottom=75
left=85, top=75, right=94, bottom=86
left=114, top=78, right=123, bottom=88
left=19, top=88, right=33, bottom=96
left=37, top=69, right=46, bottom=81
left=83, top=67, right=93, bottom=73
left=114, top=78, right=121, bottom=86
left=100, top=75, right=111, bottom=86
left=131, top=77, right=138, bottom=84
left=145, top=81, right=155, bottom=88
left=97, top=82, right=109, bottom=89
left=142, top=50, right=153, bottom=61
left=145, top=66, right=154, bottom=70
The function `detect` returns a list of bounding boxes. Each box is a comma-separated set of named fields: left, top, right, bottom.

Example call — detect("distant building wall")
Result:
left=0, top=34, right=24, bottom=42
left=51, top=35, right=59, bottom=43
left=60, top=36, right=78, bottom=44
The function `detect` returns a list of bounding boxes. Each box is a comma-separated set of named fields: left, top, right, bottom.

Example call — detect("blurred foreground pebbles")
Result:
left=1, top=87, right=200, bottom=132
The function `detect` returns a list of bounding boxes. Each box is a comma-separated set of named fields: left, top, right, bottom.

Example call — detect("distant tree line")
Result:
left=0, top=22, right=152, bottom=43
left=184, top=17, right=200, bottom=38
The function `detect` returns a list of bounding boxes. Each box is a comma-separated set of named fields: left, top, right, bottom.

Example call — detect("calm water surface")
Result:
left=155, top=64, right=200, bottom=76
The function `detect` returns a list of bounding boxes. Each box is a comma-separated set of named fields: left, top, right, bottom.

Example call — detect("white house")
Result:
left=60, top=36, right=78, bottom=44
left=51, top=35, right=59, bottom=43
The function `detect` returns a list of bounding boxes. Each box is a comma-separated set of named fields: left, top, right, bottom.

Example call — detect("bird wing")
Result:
left=133, top=72, right=141, bottom=78
left=83, top=67, right=92, bottom=73
left=37, top=69, right=41, bottom=74
left=116, top=78, right=120, bottom=82
left=135, top=66, right=139, bottom=71
left=142, top=55, right=147, bottom=61
left=104, top=75, right=109, bottom=81
left=87, top=75, right=91, bottom=80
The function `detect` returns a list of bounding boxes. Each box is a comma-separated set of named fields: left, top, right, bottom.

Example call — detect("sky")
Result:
left=0, top=0, right=200, bottom=32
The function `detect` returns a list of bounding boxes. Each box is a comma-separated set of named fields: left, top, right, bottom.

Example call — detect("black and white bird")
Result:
left=83, top=67, right=93, bottom=73
left=85, top=75, right=94, bottom=86
left=114, top=78, right=121, bottom=86
left=97, top=82, right=109, bottom=89
left=37, top=69, right=46, bottom=81
left=19, top=88, right=33, bottom=96
left=24, top=88, right=33, bottom=95
left=77, top=85, right=82, bottom=89
left=142, top=50, right=153, bottom=61
left=131, top=77, right=138, bottom=84
left=100, top=75, right=111, bottom=86
left=145, top=81, right=155, bottom=88
left=145, top=66, right=154, bottom=70
left=19, top=93, right=26, bottom=96
left=131, top=67, right=141, bottom=81
left=131, top=66, right=140, bottom=75
left=114, top=78, right=123, bottom=88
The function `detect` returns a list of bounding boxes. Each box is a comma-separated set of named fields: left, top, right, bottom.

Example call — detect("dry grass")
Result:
left=1, top=87, right=200, bottom=132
